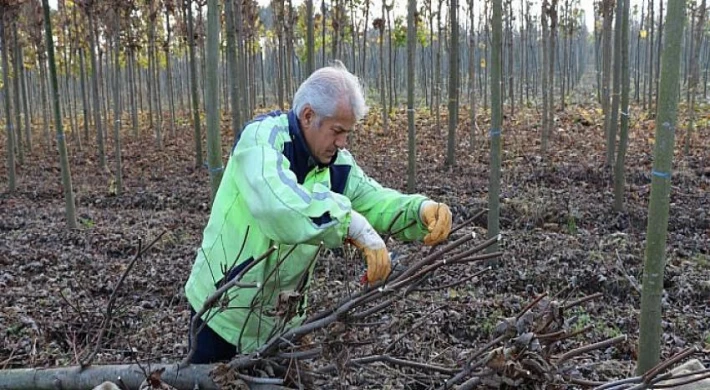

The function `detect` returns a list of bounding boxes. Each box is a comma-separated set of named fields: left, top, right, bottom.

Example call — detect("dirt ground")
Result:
left=1, top=97, right=709, bottom=388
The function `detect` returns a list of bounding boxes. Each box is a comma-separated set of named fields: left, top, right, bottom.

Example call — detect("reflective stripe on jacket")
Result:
left=184, top=110, right=431, bottom=353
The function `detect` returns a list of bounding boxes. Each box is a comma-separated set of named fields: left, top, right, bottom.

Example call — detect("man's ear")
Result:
left=302, top=105, right=314, bottom=128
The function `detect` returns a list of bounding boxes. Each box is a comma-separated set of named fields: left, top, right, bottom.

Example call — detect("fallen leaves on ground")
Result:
left=1, top=87, right=709, bottom=389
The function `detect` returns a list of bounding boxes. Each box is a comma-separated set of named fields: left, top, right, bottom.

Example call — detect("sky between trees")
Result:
left=45, top=0, right=662, bottom=44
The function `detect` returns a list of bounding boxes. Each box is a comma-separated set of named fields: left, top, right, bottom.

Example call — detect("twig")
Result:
left=449, top=209, right=486, bottom=236
left=641, top=347, right=697, bottom=383
left=316, top=355, right=458, bottom=375
left=651, top=371, right=710, bottom=389
left=181, top=246, right=276, bottom=367
left=555, top=335, right=627, bottom=365
left=81, top=231, right=166, bottom=368
left=457, top=375, right=483, bottom=390
left=414, top=267, right=492, bottom=292
left=386, top=220, right=417, bottom=241
left=382, top=304, right=448, bottom=354
left=235, top=244, right=298, bottom=353
left=650, top=368, right=710, bottom=388
left=390, top=230, right=481, bottom=284
left=350, top=297, right=397, bottom=320
left=275, top=348, right=322, bottom=360
left=540, top=324, right=594, bottom=342
left=592, top=348, right=704, bottom=390
left=516, top=292, right=548, bottom=320
left=236, top=372, right=284, bottom=385
left=566, top=376, right=607, bottom=387
left=615, top=249, right=641, bottom=294
left=563, top=292, right=604, bottom=310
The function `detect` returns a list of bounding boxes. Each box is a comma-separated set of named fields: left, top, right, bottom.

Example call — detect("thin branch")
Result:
left=516, top=292, right=548, bottom=320
left=316, top=355, right=458, bottom=375
left=449, top=209, right=486, bottom=236
left=414, top=267, right=492, bottom=292
left=641, top=347, right=697, bottom=383
left=81, top=231, right=166, bottom=368
left=555, top=335, right=627, bottom=365
left=382, top=304, right=448, bottom=354
left=562, top=292, right=604, bottom=310
left=181, top=245, right=276, bottom=367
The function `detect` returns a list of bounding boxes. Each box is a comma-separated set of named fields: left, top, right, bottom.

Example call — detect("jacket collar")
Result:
left=287, top=109, right=338, bottom=170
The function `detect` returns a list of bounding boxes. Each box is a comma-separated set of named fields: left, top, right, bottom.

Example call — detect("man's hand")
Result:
left=420, top=201, right=452, bottom=246
left=347, top=211, right=391, bottom=284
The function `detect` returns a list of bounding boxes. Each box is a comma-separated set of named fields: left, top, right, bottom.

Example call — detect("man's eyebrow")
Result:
left=334, top=125, right=351, bottom=132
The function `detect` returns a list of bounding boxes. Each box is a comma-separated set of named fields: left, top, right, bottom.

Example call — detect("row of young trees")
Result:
left=0, top=0, right=700, bottom=375
left=3, top=0, right=708, bottom=180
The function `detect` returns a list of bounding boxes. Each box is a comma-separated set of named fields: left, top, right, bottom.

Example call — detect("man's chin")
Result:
left=320, top=152, right=337, bottom=163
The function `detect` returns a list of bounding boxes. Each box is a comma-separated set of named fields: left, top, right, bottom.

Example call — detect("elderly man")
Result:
left=184, top=61, right=452, bottom=363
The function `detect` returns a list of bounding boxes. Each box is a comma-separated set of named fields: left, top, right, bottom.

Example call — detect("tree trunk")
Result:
left=187, top=0, right=203, bottom=167
left=306, top=0, right=315, bottom=76
left=468, top=0, right=477, bottom=152
left=445, top=0, right=458, bottom=168
left=488, top=0, right=503, bottom=256
left=87, top=10, right=106, bottom=169
left=406, top=0, right=416, bottom=193
left=127, top=50, right=139, bottom=137
left=541, top=0, right=549, bottom=155
left=685, top=0, right=706, bottom=155
left=547, top=0, right=557, bottom=152
left=601, top=0, right=613, bottom=159
left=386, top=1, right=393, bottom=111
left=378, top=16, right=388, bottom=133
left=235, top=0, right=248, bottom=121
left=654, top=0, right=663, bottom=112
left=18, top=46, right=31, bottom=154
left=40, top=50, right=52, bottom=151
left=506, top=0, right=514, bottom=117
left=637, top=0, right=685, bottom=374
left=225, top=0, right=241, bottom=142
left=607, top=0, right=624, bottom=169
left=434, top=0, right=443, bottom=134
left=646, top=0, right=654, bottom=112
left=165, top=7, right=177, bottom=139
left=79, top=49, right=91, bottom=141
left=111, top=16, right=123, bottom=196
left=613, top=0, right=630, bottom=212
left=206, top=0, right=224, bottom=202
left=1, top=6, right=17, bottom=191
left=11, top=26, right=24, bottom=165
left=43, top=0, right=77, bottom=229
left=0, top=364, right=283, bottom=390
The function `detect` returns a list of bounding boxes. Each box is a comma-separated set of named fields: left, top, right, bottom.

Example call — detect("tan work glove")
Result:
left=347, top=210, right=391, bottom=285
left=420, top=201, right=452, bottom=246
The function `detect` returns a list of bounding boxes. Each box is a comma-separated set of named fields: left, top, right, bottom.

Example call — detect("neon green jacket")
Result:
left=184, top=110, right=431, bottom=353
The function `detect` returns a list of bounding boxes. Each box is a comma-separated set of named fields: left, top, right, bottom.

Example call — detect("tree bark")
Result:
left=206, top=0, right=224, bottom=202
left=445, top=0, right=459, bottom=168
left=43, top=0, right=77, bottom=229
left=488, top=0, right=503, bottom=256
left=613, top=0, right=630, bottom=212
left=1, top=6, right=17, bottom=191
left=0, top=364, right=284, bottom=390
left=637, top=0, right=685, bottom=375
left=186, top=0, right=203, bottom=167
left=406, top=0, right=416, bottom=193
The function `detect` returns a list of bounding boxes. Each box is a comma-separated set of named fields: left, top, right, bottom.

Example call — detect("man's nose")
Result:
left=335, top=134, right=347, bottom=148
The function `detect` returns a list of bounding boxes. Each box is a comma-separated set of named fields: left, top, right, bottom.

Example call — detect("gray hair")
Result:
left=292, top=60, right=368, bottom=123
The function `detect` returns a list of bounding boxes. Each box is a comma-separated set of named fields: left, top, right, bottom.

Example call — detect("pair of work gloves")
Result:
left=347, top=201, right=452, bottom=285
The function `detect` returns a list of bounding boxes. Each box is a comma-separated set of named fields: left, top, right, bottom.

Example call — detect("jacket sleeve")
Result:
left=231, top=119, right=352, bottom=248
left=340, top=150, right=431, bottom=242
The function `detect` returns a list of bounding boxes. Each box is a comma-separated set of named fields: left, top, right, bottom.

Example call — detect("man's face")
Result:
left=300, top=102, right=356, bottom=164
